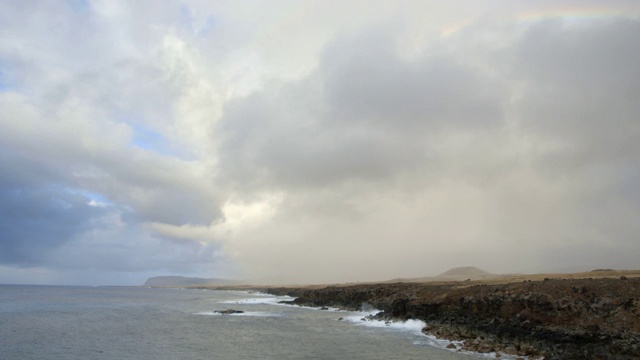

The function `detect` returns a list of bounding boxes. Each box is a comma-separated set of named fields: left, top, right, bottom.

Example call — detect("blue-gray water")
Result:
left=0, top=285, right=488, bottom=359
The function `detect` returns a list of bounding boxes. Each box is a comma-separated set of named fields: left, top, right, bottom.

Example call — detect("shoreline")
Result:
left=255, top=272, right=640, bottom=359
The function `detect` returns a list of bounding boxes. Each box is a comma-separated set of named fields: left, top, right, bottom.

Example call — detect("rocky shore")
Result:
left=266, top=277, right=640, bottom=359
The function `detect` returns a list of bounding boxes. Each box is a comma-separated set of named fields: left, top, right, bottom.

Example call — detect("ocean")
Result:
left=0, top=285, right=491, bottom=359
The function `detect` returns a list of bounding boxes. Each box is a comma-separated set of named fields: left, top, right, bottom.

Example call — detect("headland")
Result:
left=195, top=269, right=640, bottom=359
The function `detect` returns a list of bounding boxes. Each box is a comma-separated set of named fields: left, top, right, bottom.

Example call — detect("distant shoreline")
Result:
left=193, top=270, right=640, bottom=359
left=178, top=268, right=640, bottom=290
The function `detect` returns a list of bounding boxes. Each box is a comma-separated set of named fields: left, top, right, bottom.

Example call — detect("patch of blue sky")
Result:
left=68, top=0, right=90, bottom=14
left=83, top=191, right=110, bottom=207
left=0, top=61, right=23, bottom=93
left=130, top=123, right=172, bottom=154
left=63, top=188, right=112, bottom=207
left=180, top=3, right=216, bottom=37
left=130, top=123, right=194, bottom=160
left=0, top=67, right=9, bottom=92
left=180, top=3, right=192, bottom=23
left=13, top=184, right=108, bottom=210
left=197, top=16, right=216, bottom=37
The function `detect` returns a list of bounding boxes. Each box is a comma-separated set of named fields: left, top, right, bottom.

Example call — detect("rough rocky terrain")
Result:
left=264, top=273, right=640, bottom=359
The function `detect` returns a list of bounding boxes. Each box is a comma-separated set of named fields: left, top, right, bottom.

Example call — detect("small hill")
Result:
left=437, top=266, right=494, bottom=280
left=382, top=266, right=499, bottom=283
left=143, top=276, right=236, bottom=287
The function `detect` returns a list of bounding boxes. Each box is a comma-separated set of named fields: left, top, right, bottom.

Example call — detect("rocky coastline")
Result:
left=266, top=277, right=640, bottom=359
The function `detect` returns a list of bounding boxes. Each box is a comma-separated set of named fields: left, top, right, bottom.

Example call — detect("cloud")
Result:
left=218, top=27, right=505, bottom=191
left=321, top=31, right=502, bottom=132
left=211, top=15, right=640, bottom=282
left=0, top=1, right=227, bottom=283
left=1, top=1, right=639, bottom=285
left=0, top=179, right=101, bottom=266
left=514, top=17, right=640, bottom=167
left=504, top=17, right=640, bottom=269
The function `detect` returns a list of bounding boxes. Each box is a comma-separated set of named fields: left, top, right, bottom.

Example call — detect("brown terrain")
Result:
left=199, top=268, right=640, bottom=360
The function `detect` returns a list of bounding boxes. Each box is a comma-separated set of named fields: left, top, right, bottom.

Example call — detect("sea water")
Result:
left=0, top=285, right=493, bottom=360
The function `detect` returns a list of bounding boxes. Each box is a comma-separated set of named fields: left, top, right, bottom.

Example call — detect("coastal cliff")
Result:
left=267, top=277, right=640, bottom=359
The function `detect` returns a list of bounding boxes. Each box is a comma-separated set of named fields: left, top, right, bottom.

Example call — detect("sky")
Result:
left=1, top=1, right=639, bottom=285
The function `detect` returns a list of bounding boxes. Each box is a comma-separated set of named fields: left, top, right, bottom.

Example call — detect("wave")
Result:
left=343, top=312, right=424, bottom=334
left=413, top=333, right=533, bottom=359
left=215, top=292, right=535, bottom=359
left=343, top=313, right=532, bottom=359
left=218, top=295, right=296, bottom=306
left=285, top=304, right=344, bottom=312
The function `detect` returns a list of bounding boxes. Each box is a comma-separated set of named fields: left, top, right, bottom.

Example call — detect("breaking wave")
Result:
left=343, top=312, right=425, bottom=335
left=218, top=295, right=295, bottom=306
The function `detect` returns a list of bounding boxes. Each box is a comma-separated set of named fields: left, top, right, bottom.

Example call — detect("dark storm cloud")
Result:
left=79, top=153, right=222, bottom=226
left=511, top=16, right=640, bottom=224
left=0, top=149, right=104, bottom=265
left=514, top=17, right=640, bottom=166
left=321, top=33, right=502, bottom=131
left=0, top=125, right=222, bottom=271
left=212, top=15, right=640, bottom=281
left=0, top=145, right=225, bottom=274
left=218, top=28, right=504, bottom=189
left=488, top=16, right=640, bottom=270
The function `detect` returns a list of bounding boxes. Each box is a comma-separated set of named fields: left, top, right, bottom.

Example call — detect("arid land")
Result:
left=192, top=269, right=640, bottom=359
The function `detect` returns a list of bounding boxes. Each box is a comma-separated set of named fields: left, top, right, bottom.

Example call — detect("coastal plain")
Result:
left=193, top=269, right=640, bottom=359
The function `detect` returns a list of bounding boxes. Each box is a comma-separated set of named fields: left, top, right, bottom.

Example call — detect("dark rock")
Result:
left=215, top=309, right=244, bottom=315
left=267, top=278, right=640, bottom=359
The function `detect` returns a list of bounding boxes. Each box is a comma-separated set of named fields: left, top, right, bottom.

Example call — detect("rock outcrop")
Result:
left=268, top=278, right=640, bottom=359
left=215, top=309, right=244, bottom=315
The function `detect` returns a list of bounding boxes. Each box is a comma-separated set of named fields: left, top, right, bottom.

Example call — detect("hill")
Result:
left=383, top=266, right=500, bottom=283
left=437, top=266, right=495, bottom=280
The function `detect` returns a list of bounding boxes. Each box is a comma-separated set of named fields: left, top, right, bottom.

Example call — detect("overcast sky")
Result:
left=1, top=1, right=639, bottom=285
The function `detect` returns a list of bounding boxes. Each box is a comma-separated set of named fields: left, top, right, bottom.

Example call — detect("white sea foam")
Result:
left=290, top=304, right=344, bottom=312
left=342, top=313, right=531, bottom=359
left=343, top=312, right=425, bottom=334
left=218, top=295, right=295, bottom=306
left=412, top=332, right=535, bottom=360
left=230, top=293, right=534, bottom=359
